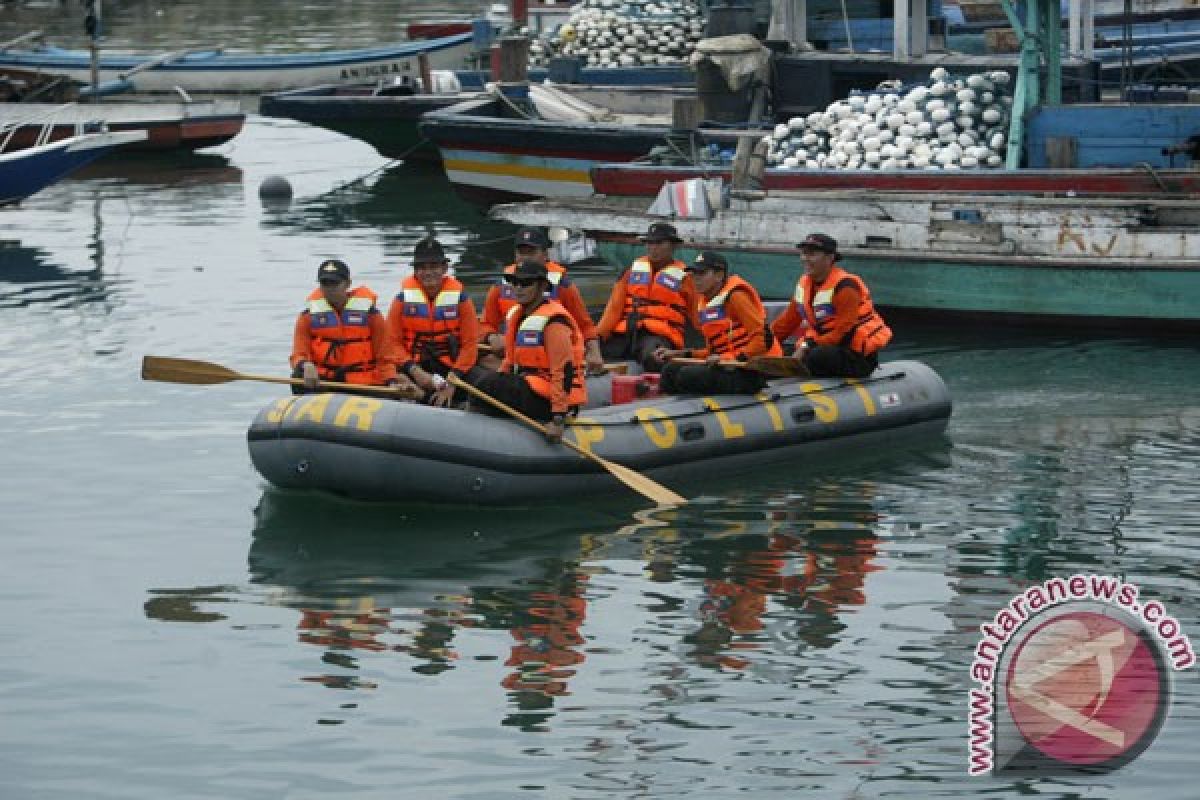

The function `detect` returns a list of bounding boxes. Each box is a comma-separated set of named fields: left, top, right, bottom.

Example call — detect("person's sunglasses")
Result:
left=505, top=277, right=539, bottom=288
left=318, top=278, right=343, bottom=287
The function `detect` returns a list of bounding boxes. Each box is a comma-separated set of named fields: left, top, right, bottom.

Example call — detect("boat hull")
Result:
left=0, top=101, right=244, bottom=152
left=0, top=130, right=145, bottom=205
left=0, top=33, right=474, bottom=93
left=259, top=86, right=476, bottom=161
left=420, top=90, right=682, bottom=204
left=491, top=192, right=1200, bottom=330
left=246, top=361, right=952, bottom=505
left=592, top=164, right=1200, bottom=198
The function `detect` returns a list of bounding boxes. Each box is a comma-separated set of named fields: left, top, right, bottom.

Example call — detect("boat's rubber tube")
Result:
left=247, top=360, right=952, bottom=504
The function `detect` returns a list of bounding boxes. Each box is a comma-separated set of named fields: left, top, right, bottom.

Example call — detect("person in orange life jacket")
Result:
left=777, top=233, right=892, bottom=379
left=386, top=236, right=482, bottom=408
left=594, top=221, right=699, bottom=373
left=478, top=226, right=605, bottom=375
left=471, top=259, right=587, bottom=443
left=290, top=258, right=416, bottom=397
left=654, top=250, right=782, bottom=395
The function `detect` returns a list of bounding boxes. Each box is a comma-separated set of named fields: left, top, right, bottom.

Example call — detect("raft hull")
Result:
left=246, top=361, right=952, bottom=505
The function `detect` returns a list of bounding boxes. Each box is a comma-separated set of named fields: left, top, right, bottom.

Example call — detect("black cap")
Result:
left=514, top=226, right=550, bottom=249
left=797, top=233, right=838, bottom=254
left=639, top=221, right=682, bottom=243
left=688, top=250, right=728, bottom=272
left=507, top=259, right=549, bottom=283
left=413, top=236, right=447, bottom=264
left=317, top=258, right=350, bottom=282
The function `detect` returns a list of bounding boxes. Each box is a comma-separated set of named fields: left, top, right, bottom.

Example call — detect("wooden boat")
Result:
left=419, top=83, right=696, bottom=204
left=259, top=83, right=477, bottom=163
left=0, top=32, right=476, bottom=94
left=0, top=100, right=244, bottom=152
left=593, top=162, right=1200, bottom=198
left=246, top=361, right=951, bottom=505
left=0, top=129, right=145, bottom=205
left=591, top=102, right=1200, bottom=198
left=490, top=188, right=1200, bottom=331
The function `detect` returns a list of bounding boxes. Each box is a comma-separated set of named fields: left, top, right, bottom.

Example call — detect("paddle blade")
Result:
left=593, top=454, right=687, bottom=506
left=747, top=355, right=811, bottom=378
left=141, top=355, right=241, bottom=385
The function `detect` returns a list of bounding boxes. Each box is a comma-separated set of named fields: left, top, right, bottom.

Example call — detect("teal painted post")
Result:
left=1043, top=0, right=1062, bottom=104
left=999, top=0, right=1033, bottom=168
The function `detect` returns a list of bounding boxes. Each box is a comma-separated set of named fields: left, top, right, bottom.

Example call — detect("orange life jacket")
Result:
left=697, top=275, right=783, bottom=359
left=616, top=257, right=689, bottom=348
left=304, top=285, right=382, bottom=385
left=492, top=260, right=568, bottom=332
left=394, top=275, right=467, bottom=370
left=505, top=299, right=587, bottom=407
left=798, top=266, right=892, bottom=356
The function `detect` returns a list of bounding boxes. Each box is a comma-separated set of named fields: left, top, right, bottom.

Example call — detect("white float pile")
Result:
left=763, top=68, right=1014, bottom=171
left=524, top=0, right=706, bottom=68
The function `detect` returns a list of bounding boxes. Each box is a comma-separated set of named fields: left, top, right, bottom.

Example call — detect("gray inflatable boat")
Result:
left=247, top=360, right=952, bottom=504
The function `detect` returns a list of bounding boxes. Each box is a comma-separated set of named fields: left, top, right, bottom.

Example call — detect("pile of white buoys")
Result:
left=523, top=0, right=705, bottom=69
left=761, top=68, right=1014, bottom=171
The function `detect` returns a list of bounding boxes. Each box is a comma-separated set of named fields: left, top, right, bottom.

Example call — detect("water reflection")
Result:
left=259, top=163, right=517, bottom=279
left=143, top=482, right=906, bottom=731
left=242, top=490, right=611, bottom=725
left=70, top=152, right=243, bottom=188
left=0, top=237, right=111, bottom=311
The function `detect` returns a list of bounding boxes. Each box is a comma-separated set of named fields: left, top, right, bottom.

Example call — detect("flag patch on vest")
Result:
left=344, top=311, right=367, bottom=325
left=699, top=306, right=727, bottom=324
left=517, top=330, right=544, bottom=346
left=878, top=392, right=901, bottom=408
left=657, top=272, right=681, bottom=291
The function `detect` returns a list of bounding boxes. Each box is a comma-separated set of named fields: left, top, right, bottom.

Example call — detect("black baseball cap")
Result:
left=797, top=233, right=839, bottom=254
left=688, top=250, right=728, bottom=272
left=514, top=226, right=550, bottom=249
left=639, top=221, right=682, bottom=243
left=413, top=236, right=447, bottom=264
left=317, top=259, right=350, bottom=282
left=506, top=259, right=549, bottom=283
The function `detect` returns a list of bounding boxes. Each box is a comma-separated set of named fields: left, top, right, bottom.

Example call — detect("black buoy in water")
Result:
left=258, top=175, right=293, bottom=210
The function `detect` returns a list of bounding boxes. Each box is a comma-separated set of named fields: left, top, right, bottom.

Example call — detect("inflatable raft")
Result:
left=246, top=360, right=952, bottom=504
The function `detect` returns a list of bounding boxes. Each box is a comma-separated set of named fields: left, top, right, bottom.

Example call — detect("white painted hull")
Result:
left=0, top=36, right=475, bottom=93
left=494, top=190, right=1200, bottom=265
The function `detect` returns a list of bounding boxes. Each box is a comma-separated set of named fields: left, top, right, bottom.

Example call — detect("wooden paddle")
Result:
left=141, top=355, right=422, bottom=399
left=670, top=355, right=810, bottom=378
left=446, top=373, right=685, bottom=506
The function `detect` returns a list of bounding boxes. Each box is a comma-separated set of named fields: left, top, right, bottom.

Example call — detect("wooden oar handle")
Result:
left=253, top=373, right=421, bottom=399
left=669, top=356, right=745, bottom=368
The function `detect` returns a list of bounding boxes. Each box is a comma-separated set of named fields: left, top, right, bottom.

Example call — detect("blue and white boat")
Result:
left=0, top=130, right=146, bottom=206
left=0, top=32, right=477, bottom=94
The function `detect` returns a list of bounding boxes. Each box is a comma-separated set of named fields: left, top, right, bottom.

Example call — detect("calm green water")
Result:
left=2, top=3, right=1199, bottom=798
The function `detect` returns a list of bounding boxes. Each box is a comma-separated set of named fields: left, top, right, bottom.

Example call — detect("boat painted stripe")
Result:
left=442, top=156, right=591, bottom=184
left=443, top=169, right=595, bottom=199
